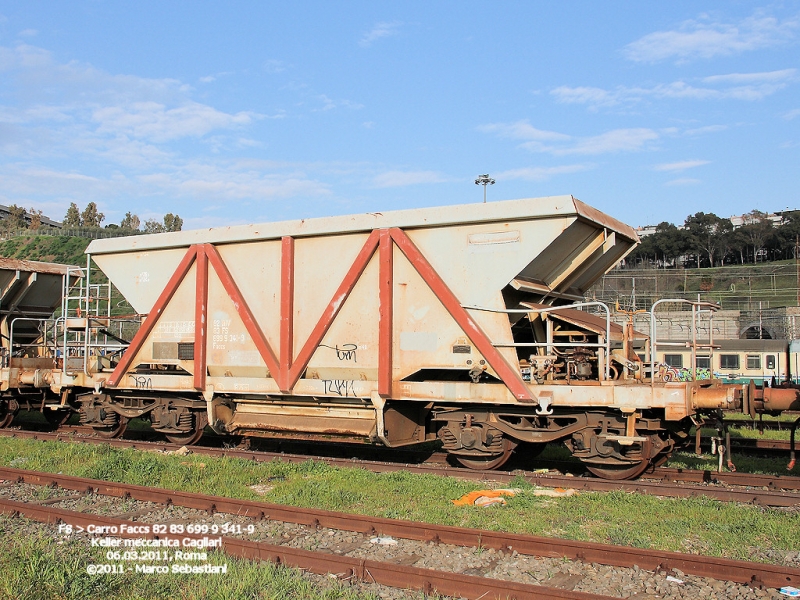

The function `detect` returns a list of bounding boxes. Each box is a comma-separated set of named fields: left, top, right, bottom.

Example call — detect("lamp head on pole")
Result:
left=474, top=174, right=495, bottom=203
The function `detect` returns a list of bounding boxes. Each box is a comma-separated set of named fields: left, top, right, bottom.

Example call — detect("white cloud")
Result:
left=313, top=94, right=363, bottom=112
left=494, top=164, right=591, bottom=181
left=703, top=69, right=797, bottom=84
left=359, top=21, right=402, bottom=47
left=138, top=165, right=330, bottom=200
left=18, top=29, right=37, bottom=38
left=92, top=101, right=255, bottom=142
left=784, top=108, right=800, bottom=120
left=552, top=70, right=796, bottom=108
left=553, top=128, right=658, bottom=156
left=479, top=120, right=659, bottom=155
left=623, top=13, right=799, bottom=63
left=553, top=127, right=658, bottom=155
left=372, top=170, right=447, bottom=188
left=684, top=125, right=728, bottom=136
left=476, top=120, right=570, bottom=142
left=654, top=159, right=710, bottom=172
left=549, top=86, right=616, bottom=107
left=665, top=178, right=702, bottom=186
left=263, top=59, right=286, bottom=73
left=0, top=41, right=347, bottom=216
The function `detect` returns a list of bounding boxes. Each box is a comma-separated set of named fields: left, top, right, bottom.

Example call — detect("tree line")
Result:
left=0, top=202, right=183, bottom=235
left=628, top=210, right=800, bottom=268
left=63, top=202, right=183, bottom=233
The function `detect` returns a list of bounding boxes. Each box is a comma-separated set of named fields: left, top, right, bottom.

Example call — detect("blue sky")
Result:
left=0, top=2, right=798, bottom=230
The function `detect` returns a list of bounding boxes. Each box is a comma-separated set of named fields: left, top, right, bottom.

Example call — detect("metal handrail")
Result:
left=649, top=298, right=719, bottom=384
left=8, top=317, right=52, bottom=363
left=463, top=301, right=612, bottom=379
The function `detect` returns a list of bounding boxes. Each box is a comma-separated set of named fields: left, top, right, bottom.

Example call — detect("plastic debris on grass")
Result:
left=453, top=487, right=577, bottom=507
left=452, top=488, right=520, bottom=507
left=531, top=487, right=577, bottom=498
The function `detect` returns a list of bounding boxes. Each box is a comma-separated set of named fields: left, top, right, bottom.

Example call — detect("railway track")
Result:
left=725, top=417, right=800, bottom=432
left=0, top=466, right=796, bottom=599
left=2, top=425, right=800, bottom=508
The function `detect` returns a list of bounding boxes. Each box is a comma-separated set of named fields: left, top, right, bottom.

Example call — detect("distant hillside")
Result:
left=0, top=235, right=90, bottom=266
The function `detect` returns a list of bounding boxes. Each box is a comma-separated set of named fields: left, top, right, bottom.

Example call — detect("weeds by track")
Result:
left=0, top=466, right=796, bottom=598
left=1, top=425, right=799, bottom=508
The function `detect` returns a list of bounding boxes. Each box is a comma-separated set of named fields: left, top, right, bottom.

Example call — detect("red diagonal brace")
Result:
left=378, top=229, right=393, bottom=397
left=194, top=245, right=208, bottom=391
left=280, top=236, right=294, bottom=391
left=205, top=244, right=282, bottom=387
left=389, top=228, right=533, bottom=402
left=107, top=246, right=198, bottom=387
left=285, top=230, right=380, bottom=391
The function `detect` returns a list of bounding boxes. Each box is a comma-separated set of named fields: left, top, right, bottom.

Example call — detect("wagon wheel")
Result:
left=44, top=409, right=72, bottom=429
left=454, top=438, right=517, bottom=470
left=0, top=409, right=13, bottom=428
left=94, top=414, right=129, bottom=439
left=585, top=459, right=651, bottom=480
left=165, top=413, right=208, bottom=446
left=584, top=436, right=653, bottom=481
left=0, top=399, right=18, bottom=428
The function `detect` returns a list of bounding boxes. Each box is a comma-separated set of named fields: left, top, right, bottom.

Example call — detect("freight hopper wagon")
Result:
left=66, top=196, right=740, bottom=479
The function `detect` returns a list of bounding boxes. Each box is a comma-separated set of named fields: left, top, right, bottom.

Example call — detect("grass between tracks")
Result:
left=0, top=437, right=798, bottom=567
left=0, top=515, right=381, bottom=600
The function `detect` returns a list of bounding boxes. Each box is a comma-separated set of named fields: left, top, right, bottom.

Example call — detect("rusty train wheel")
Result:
left=454, top=438, right=517, bottom=470
left=0, top=399, right=18, bottom=428
left=583, top=435, right=655, bottom=480
left=94, top=415, right=129, bottom=439
left=165, top=413, right=208, bottom=446
left=585, top=459, right=651, bottom=480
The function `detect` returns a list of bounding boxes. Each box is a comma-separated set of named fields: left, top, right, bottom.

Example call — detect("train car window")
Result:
left=695, top=356, right=710, bottom=369
left=746, top=355, right=761, bottom=370
left=720, top=354, right=739, bottom=369
left=766, top=355, right=776, bottom=370
left=664, top=354, right=683, bottom=368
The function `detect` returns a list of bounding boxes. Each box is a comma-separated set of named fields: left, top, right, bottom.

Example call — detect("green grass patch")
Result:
left=0, top=515, right=378, bottom=600
left=0, top=437, right=798, bottom=566
left=0, top=235, right=89, bottom=266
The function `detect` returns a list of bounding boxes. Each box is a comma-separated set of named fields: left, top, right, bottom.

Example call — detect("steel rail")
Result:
left=0, top=497, right=605, bottom=600
left=1, top=428, right=800, bottom=506
left=0, top=466, right=797, bottom=589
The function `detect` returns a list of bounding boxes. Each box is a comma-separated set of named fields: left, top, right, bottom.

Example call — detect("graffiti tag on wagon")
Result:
left=319, top=343, right=358, bottom=362
left=322, top=379, right=356, bottom=397
left=656, top=364, right=712, bottom=382
left=129, top=375, right=152, bottom=389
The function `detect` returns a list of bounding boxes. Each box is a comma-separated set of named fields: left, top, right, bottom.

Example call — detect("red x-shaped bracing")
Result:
left=106, top=228, right=533, bottom=402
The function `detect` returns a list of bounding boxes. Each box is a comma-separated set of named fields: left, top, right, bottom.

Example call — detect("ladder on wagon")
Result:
left=58, top=259, right=125, bottom=376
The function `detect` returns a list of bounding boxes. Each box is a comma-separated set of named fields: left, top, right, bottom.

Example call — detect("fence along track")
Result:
left=0, top=466, right=797, bottom=591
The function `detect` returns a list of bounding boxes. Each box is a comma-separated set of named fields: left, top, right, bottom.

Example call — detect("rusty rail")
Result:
left=0, top=467, right=797, bottom=589
left=0, top=497, right=605, bottom=600
left=2, top=427, right=800, bottom=507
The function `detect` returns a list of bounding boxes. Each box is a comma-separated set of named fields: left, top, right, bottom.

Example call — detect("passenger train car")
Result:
left=652, top=339, right=790, bottom=385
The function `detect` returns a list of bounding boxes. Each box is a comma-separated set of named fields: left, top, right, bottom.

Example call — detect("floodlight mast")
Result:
left=474, top=174, right=495, bottom=203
